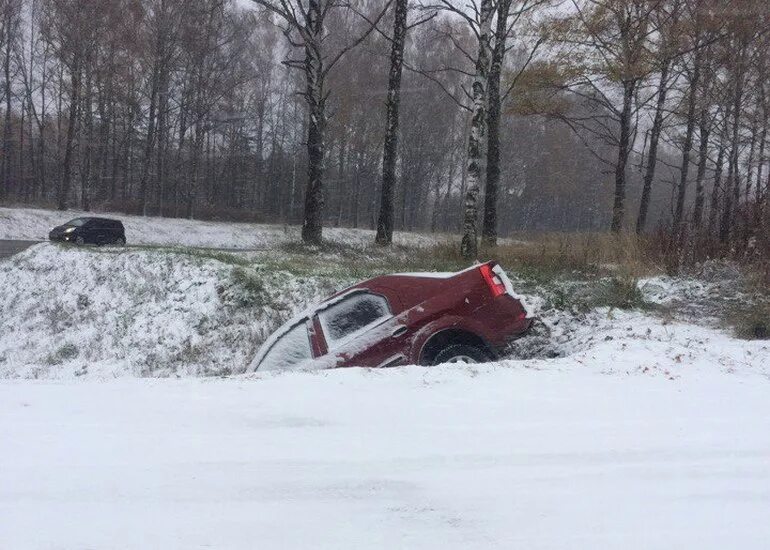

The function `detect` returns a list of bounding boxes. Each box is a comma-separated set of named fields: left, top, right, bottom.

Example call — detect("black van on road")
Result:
left=49, top=217, right=126, bottom=246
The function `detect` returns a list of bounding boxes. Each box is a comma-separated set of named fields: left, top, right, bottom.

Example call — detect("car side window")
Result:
left=258, top=321, right=312, bottom=371
left=318, top=292, right=391, bottom=348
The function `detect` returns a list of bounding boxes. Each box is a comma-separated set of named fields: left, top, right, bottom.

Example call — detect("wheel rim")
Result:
left=446, top=355, right=477, bottom=364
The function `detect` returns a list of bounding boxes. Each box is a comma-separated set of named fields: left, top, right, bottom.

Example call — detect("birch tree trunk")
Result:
left=460, top=0, right=495, bottom=259
left=301, top=42, right=325, bottom=243
left=375, top=0, right=408, bottom=245
left=482, top=0, right=513, bottom=247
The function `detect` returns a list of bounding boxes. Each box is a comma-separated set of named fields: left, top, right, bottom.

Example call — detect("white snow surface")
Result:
left=2, top=243, right=769, bottom=380
left=2, top=220, right=769, bottom=547
left=0, top=243, right=344, bottom=378
left=0, top=206, right=443, bottom=248
left=2, top=364, right=769, bottom=549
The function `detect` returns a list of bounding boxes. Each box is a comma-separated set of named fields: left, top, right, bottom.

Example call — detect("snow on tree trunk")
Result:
left=460, top=0, right=495, bottom=260
left=375, top=0, right=408, bottom=246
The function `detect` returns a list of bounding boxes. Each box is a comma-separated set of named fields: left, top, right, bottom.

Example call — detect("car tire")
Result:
left=75, top=236, right=85, bottom=246
left=432, top=344, right=491, bottom=365
left=115, top=237, right=126, bottom=246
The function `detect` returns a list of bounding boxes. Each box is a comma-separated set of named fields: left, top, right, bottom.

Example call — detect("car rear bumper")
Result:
left=482, top=295, right=533, bottom=351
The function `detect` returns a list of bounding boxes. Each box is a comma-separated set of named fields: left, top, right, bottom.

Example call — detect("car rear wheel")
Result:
left=432, top=344, right=491, bottom=365
left=114, top=237, right=126, bottom=246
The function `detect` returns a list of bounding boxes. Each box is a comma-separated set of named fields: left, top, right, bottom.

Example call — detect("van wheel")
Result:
left=433, top=344, right=491, bottom=365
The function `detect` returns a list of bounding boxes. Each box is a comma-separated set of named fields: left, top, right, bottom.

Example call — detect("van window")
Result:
left=318, top=293, right=391, bottom=348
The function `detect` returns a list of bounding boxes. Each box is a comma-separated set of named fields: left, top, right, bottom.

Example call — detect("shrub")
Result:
left=730, top=303, right=770, bottom=340
left=45, top=343, right=79, bottom=365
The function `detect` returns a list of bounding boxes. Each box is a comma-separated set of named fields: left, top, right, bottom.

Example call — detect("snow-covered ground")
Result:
left=2, top=366, right=769, bottom=549
left=2, top=211, right=769, bottom=548
left=3, top=243, right=767, bottom=380
left=0, top=206, right=447, bottom=378
left=0, top=243, right=349, bottom=378
left=0, top=206, right=444, bottom=248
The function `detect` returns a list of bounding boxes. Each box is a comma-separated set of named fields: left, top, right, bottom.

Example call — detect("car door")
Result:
left=82, top=219, right=99, bottom=244
left=315, top=291, right=410, bottom=368
left=94, top=220, right=107, bottom=244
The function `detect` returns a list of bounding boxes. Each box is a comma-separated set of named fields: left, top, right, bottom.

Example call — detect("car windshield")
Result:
left=65, top=218, right=88, bottom=227
left=258, top=321, right=312, bottom=371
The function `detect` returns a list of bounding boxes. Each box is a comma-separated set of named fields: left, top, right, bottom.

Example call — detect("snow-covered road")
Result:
left=2, top=367, right=769, bottom=549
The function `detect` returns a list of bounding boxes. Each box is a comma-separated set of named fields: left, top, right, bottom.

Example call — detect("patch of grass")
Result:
left=593, top=277, right=648, bottom=310
left=229, top=266, right=275, bottom=308
left=541, top=283, right=593, bottom=312
left=279, top=240, right=363, bottom=258
left=729, top=302, right=770, bottom=340
left=45, top=343, right=79, bottom=365
left=180, top=248, right=252, bottom=266
left=476, top=232, right=662, bottom=280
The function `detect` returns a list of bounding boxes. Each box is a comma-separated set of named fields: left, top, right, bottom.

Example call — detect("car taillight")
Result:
left=479, top=263, right=506, bottom=297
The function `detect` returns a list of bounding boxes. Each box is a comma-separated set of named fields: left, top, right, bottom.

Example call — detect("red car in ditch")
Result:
left=250, top=261, right=533, bottom=371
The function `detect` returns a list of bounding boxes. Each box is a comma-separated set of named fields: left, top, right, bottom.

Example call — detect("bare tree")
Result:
left=548, top=0, right=663, bottom=232
left=250, top=0, right=391, bottom=243
left=482, top=0, right=545, bottom=246
left=636, top=0, right=681, bottom=233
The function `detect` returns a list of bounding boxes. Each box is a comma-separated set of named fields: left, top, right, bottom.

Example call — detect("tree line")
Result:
left=0, top=0, right=767, bottom=262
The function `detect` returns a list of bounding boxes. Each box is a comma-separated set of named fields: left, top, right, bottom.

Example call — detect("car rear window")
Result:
left=318, top=292, right=391, bottom=348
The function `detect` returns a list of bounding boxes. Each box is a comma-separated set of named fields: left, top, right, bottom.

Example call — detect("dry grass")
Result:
left=419, top=232, right=665, bottom=280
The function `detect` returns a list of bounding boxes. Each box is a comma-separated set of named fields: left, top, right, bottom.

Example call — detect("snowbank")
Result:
left=0, top=206, right=443, bottom=248
left=507, top=307, right=770, bottom=379
left=1, top=367, right=769, bottom=549
left=0, top=243, right=348, bottom=378
left=2, top=243, right=768, bottom=380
